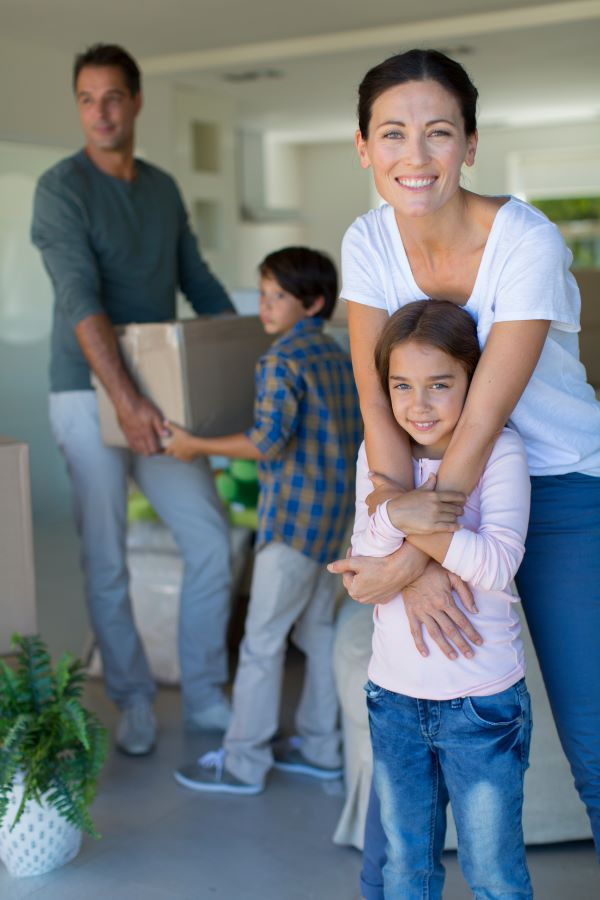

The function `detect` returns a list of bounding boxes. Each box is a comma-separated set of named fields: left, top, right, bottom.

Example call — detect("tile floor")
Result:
left=1, top=669, right=598, bottom=899
left=2, top=521, right=597, bottom=898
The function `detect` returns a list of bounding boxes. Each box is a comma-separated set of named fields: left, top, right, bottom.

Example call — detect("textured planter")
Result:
left=0, top=778, right=82, bottom=877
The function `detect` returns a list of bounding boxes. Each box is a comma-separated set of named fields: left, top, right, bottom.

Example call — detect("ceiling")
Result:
left=3, top=0, right=600, bottom=137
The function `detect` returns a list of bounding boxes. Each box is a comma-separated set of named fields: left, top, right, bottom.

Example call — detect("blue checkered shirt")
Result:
left=246, top=318, right=362, bottom=564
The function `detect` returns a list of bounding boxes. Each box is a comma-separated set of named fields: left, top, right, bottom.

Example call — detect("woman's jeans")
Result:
left=366, top=679, right=532, bottom=900
left=515, top=473, right=600, bottom=856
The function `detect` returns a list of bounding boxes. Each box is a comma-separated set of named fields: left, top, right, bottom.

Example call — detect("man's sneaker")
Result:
left=174, top=748, right=264, bottom=795
left=272, top=736, right=343, bottom=780
left=116, top=696, right=156, bottom=756
left=185, top=697, right=231, bottom=733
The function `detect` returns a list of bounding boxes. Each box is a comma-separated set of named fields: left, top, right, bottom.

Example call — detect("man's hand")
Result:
left=327, top=542, right=429, bottom=606
left=368, top=472, right=466, bottom=534
left=402, top=561, right=481, bottom=660
left=116, top=395, right=165, bottom=456
left=74, top=313, right=165, bottom=455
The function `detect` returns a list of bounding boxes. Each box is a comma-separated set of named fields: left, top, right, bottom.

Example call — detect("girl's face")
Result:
left=355, top=80, right=477, bottom=220
left=387, top=339, right=469, bottom=458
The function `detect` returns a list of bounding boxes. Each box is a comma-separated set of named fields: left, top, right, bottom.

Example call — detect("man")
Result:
left=32, top=44, right=234, bottom=756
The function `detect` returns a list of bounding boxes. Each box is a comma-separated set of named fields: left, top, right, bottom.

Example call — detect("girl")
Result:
left=327, top=52, right=600, bottom=894
left=354, top=299, right=532, bottom=898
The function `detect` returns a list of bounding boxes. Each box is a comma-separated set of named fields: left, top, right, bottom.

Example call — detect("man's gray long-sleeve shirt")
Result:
left=32, top=150, right=234, bottom=391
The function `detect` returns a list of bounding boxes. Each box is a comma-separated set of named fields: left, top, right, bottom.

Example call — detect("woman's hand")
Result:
left=402, top=561, right=482, bottom=659
left=328, top=542, right=430, bottom=606
left=367, top=472, right=466, bottom=534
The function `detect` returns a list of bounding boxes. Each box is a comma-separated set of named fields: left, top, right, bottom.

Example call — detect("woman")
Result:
left=328, top=49, right=600, bottom=896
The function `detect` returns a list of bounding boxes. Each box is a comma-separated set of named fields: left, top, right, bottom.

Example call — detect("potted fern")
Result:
left=0, top=634, right=107, bottom=877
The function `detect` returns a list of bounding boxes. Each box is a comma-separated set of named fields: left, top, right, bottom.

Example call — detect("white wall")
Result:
left=297, top=140, right=372, bottom=269
left=233, top=138, right=372, bottom=292
left=0, top=37, right=78, bottom=148
left=470, top=120, right=600, bottom=197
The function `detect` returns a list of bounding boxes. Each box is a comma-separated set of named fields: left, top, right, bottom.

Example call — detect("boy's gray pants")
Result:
left=224, top=541, right=341, bottom=785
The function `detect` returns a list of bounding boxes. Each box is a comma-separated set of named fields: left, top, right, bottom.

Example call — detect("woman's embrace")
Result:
left=327, top=48, right=600, bottom=898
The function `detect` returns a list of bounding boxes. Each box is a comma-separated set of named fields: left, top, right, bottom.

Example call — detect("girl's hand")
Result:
left=365, top=472, right=404, bottom=516
left=162, top=421, right=198, bottom=463
left=368, top=472, right=466, bottom=534
left=402, top=561, right=482, bottom=660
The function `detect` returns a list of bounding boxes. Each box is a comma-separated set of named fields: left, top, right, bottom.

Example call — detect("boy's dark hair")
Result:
left=358, top=48, right=478, bottom=139
left=259, top=247, right=338, bottom=320
left=374, top=299, right=481, bottom=395
left=73, top=44, right=141, bottom=96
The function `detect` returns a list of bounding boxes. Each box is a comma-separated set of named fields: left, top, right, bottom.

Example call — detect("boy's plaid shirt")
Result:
left=246, top=317, right=362, bottom=564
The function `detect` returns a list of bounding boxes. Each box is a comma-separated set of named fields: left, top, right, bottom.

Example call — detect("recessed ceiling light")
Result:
left=433, top=45, right=474, bottom=57
left=221, top=69, right=284, bottom=83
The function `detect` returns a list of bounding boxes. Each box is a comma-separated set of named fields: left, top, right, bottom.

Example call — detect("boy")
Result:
left=166, top=246, right=362, bottom=793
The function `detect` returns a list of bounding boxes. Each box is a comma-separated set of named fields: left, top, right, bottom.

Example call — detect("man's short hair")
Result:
left=73, top=44, right=141, bottom=96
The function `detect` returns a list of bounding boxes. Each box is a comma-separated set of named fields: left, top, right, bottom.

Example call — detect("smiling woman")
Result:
left=327, top=47, right=600, bottom=899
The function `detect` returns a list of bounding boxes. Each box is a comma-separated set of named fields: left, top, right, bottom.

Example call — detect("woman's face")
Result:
left=355, top=79, right=477, bottom=220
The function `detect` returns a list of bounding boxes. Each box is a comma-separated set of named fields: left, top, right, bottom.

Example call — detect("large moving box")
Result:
left=0, top=438, right=37, bottom=654
left=94, top=315, right=272, bottom=447
left=574, top=269, right=600, bottom=388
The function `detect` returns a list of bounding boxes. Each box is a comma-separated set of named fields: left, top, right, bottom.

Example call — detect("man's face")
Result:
left=75, top=65, right=141, bottom=154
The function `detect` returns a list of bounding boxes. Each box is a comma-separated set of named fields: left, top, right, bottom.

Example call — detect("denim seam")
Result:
left=424, top=756, right=439, bottom=900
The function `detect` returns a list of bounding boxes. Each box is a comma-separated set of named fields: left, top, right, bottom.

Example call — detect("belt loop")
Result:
left=450, top=697, right=462, bottom=709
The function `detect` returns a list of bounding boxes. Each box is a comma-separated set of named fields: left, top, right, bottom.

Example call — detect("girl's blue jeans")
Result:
left=361, top=472, right=600, bottom=899
left=366, top=679, right=533, bottom=899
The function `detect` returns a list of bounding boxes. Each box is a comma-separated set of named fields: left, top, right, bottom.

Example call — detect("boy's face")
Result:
left=259, top=275, right=319, bottom=336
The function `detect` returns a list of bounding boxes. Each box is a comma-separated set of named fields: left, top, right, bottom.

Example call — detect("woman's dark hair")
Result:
left=374, top=299, right=480, bottom=396
left=73, top=44, right=141, bottom=96
left=358, top=49, right=478, bottom=138
left=259, top=247, right=338, bottom=320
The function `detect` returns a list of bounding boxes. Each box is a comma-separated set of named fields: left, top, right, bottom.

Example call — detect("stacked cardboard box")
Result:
left=0, top=438, right=37, bottom=654
left=575, top=269, right=600, bottom=388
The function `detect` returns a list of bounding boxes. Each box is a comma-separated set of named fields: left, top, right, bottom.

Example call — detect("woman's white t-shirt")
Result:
left=341, top=196, right=600, bottom=476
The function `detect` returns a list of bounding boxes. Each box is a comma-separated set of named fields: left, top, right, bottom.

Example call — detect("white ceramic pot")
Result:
left=0, top=776, right=82, bottom=877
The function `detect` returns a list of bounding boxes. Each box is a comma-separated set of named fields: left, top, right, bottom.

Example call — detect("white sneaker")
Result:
left=185, top=698, right=231, bottom=733
left=174, top=748, right=264, bottom=795
left=116, top=696, right=156, bottom=756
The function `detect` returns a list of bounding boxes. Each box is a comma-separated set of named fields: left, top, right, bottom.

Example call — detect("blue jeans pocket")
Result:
left=364, top=680, right=386, bottom=701
left=462, top=684, right=525, bottom=729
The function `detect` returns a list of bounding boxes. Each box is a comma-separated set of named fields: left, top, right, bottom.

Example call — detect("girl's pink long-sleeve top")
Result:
left=352, top=428, right=531, bottom=700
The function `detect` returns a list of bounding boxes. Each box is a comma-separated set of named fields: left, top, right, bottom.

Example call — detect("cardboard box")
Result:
left=0, top=438, right=37, bottom=654
left=574, top=269, right=600, bottom=388
left=94, top=315, right=272, bottom=447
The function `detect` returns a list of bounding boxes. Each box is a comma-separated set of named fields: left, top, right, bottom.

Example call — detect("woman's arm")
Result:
left=411, top=431, right=531, bottom=591
left=438, top=319, right=550, bottom=492
left=347, top=302, right=413, bottom=485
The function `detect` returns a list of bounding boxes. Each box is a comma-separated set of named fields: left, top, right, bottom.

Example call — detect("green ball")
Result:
left=230, top=459, right=258, bottom=483
left=127, top=491, right=159, bottom=522
left=215, top=472, right=238, bottom=503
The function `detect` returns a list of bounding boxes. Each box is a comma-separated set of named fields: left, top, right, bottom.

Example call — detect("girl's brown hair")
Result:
left=374, top=299, right=481, bottom=396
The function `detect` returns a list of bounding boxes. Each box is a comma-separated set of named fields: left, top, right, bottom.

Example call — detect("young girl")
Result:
left=353, top=299, right=533, bottom=899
